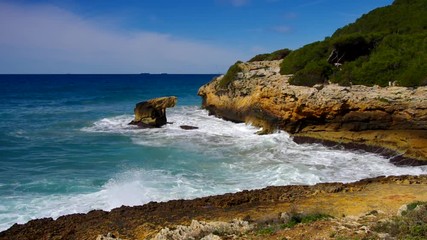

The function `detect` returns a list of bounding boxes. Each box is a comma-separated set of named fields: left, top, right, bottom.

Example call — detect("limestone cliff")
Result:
left=198, top=60, right=427, bottom=162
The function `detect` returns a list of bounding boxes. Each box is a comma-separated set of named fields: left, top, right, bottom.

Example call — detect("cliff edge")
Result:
left=198, top=60, right=427, bottom=163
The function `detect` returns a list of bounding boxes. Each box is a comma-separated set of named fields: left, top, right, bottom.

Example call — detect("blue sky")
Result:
left=0, top=0, right=393, bottom=74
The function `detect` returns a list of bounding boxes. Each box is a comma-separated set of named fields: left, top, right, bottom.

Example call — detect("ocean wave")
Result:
left=1, top=106, right=426, bottom=231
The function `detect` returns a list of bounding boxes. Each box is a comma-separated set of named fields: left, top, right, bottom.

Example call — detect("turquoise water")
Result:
left=0, top=74, right=426, bottom=231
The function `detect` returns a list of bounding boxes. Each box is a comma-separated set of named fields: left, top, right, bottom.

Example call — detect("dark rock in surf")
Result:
left=129, top=96, right=177, bottom=128
left=180, top=125, right=199, bottom=130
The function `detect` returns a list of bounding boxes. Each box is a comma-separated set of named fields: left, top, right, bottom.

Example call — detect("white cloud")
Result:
left=0, top=2, right=240, bottom=73
left=272, top=25, right=292, bottom=33
left=231, top=0, right=250, bottom=7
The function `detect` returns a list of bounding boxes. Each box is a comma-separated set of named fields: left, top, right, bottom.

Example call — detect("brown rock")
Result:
left=1, top=175, right=427, bottom=240
left=129, top=96, right=177, bottom=128
left=180, top=125, right=199, bottom=130
left=197, top=60, right=427, bottom=162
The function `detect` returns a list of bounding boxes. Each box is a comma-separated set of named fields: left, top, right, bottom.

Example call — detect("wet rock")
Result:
left=180, top=125, right=199, bottom=130
left=129, top=96, right=177, bottom=128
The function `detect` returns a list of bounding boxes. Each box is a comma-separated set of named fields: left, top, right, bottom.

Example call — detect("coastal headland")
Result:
left=1, top=70, right=425, bottom=239
left=1, top=1, right=426, bottom=239
left=198, top=60, right=427, bottom=164
left=1, top=63, right=426, bottom=239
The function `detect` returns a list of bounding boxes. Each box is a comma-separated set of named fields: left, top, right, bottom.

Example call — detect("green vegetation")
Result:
left=374, top=201, right=427, bottom=239
left=218, top=61, right=243, bottom=88
left=256, top=226, right=275, bottom=235
left=248, top=48, right=292, bottom=62
left=278, top=0, right=427, bottom=87
left=255, top=212, right=332, bottom=236
left=281, top=213, right=332, bottom=229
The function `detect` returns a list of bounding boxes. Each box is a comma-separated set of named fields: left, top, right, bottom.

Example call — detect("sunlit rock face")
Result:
left=199, top=60, right=427, bottom=133
left=129, top=96, right=177, bottom=128
left=198, top=60, right=427, bottom=160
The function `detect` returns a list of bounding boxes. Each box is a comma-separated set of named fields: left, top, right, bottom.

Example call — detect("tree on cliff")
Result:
left=278, top=0, right=427, bottom=87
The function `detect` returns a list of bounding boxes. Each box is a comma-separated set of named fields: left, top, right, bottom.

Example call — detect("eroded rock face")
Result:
left=152, top=219, right=252, bottom=240
left=129, top=96, right=177, bottom=128
left=198, top=61, right=427, bottom=133
left=198, top=60, right=427, bottom=160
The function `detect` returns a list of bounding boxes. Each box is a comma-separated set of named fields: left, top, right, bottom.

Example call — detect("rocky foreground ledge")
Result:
left=198, top=60, right=427, bottom=163
left=1, top=175, right=427, bottom=240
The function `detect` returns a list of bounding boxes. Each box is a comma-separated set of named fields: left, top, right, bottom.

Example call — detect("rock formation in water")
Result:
left=129, top=96, right=177, bottom=128
left=198, top=60, right=427, bottom=162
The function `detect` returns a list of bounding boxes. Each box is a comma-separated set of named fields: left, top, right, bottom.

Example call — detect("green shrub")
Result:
left=289, top=60, right=333, bottom=86
left=218, top=61, right=242, bottom=88
left=374, top=201, right=427, bottom=239
left=256, top=226, right=275, bottom=235
left=252, top=212, right=332, bottom=237
left=329, top=33, right=381, bottom=64
left=249, top=48, right=292, bottom=62
left=281, top=213, right=332, bottom=229
left=330, top=33, right=427, bottom=87
left=280, top=41, right=330, bottom=75
left=278, top=0, right=427, bottom=87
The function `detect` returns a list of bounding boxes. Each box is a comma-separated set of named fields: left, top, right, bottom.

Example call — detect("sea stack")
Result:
left=129, top=96, right=177, bottom=128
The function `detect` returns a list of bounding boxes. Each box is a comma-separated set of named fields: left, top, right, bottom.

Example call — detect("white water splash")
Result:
left=1, top=106, right=426, bottom=231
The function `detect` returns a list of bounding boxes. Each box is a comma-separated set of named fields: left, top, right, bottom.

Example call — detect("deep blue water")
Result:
left=0, top=74, right=425, bottom=231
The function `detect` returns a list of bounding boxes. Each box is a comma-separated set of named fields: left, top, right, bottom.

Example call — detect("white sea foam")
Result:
left=83, top=106, right=427, bottom=186
left=1, top=106, right=426, bottom=231
left=81, top=115, right=136, bottom=133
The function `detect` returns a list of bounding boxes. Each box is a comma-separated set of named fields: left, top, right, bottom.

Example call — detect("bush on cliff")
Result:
left=374, top=201, right=427, bottom=239
left=278, top=0, right=427, bottom=87
left=218, top=61, right=243, bottom=88
left=248, top=48, right=292, bottom=62
left=330, top=33, right=427, bottom=87
left=288, top=60, right=333, bottom=86
left=280, top=41, right=329, bottom=75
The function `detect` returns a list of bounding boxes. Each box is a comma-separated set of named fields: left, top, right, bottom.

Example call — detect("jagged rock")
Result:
left=198, top=60, right=427, bottom=161
left=151, top=219, right=252, bottom=240
left=96, top=232, right=122, bottom=240
left=201, top=233, right=222, bottom=240
left=129, top=96, right=177, bottom=128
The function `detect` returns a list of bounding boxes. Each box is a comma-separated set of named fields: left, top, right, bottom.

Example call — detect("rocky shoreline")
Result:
left=198, top=60, right=427, bottom=163
left=1, top=175, right=426, bottom=239
left=1, top=60, right=426, bottom=239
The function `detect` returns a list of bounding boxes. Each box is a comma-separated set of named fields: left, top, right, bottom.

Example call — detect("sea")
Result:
left=0, top=74, right=426, bottom=231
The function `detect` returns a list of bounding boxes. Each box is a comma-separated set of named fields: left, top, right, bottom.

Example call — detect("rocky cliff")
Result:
left=198, top=60, right=427, bottom=162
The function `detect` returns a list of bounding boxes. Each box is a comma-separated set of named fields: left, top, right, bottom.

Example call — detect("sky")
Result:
left=0, top=0, right=393, bottom=74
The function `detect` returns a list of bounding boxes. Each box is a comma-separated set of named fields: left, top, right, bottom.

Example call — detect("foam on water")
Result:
left=1, top=106, right=426, bottom=231
left=84, top=105, right=427, bottom=185
left=83, top=106, right=427, bottom=185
